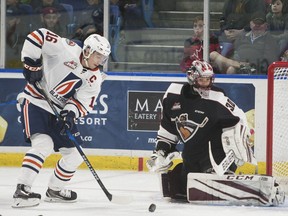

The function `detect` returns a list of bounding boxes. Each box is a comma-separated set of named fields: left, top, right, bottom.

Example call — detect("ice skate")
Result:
left=45, top=188, right=77, bottom=203
left=12, top=184, right=41, bottom=208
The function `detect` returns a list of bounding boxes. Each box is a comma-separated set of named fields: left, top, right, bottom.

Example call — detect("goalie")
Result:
left=146, top=60, right=285, bottom=206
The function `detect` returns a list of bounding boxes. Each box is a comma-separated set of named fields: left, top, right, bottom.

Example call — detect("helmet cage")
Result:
left=186, top=60, right=214, bottom=90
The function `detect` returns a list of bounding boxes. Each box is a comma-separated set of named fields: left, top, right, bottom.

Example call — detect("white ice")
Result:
left=0, top=167, right=288, bottom=216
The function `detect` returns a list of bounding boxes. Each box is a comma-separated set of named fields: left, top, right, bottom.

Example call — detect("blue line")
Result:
left=0, top=69, right=267, bottom=79
left=0, top=69, right=22, bottom=73
left=0, top=100, right=17, bottom=106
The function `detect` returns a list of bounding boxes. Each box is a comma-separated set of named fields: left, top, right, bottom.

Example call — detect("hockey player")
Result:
left=12, top=28, right=111, bottom=208
left=146, top=60, right=285, bottom=206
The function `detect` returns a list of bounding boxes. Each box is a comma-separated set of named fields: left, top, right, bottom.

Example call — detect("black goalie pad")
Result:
left=161, top=163, right=187, bottom=200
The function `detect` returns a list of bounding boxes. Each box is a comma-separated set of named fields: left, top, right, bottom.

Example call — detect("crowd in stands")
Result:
left=5, top=0, right=150, bottom=66
left=5, top=0, right=288, bottom=74
left=181, top=0, right=288, bottom=74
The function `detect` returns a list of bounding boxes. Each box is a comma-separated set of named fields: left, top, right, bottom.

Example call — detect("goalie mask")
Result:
left=186, top=60, right=214, bottom=95
left=82, top=34, right=111, bottom=66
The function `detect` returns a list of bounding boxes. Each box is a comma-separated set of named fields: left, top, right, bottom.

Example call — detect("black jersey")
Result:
left=156, top=83, right=248, bottom=172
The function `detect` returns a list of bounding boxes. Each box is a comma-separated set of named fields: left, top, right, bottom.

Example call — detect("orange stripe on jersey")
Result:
left=26, top=84, right=43, bottom=98
left=72, top=98, right=87, bottom=116
left=23, top=158, right=42, bottom=169
left=30, top=32, right=43, bottom=45
left=55, top=167, right=74, bottom=178
left=23, top=100, right=31, bottom=138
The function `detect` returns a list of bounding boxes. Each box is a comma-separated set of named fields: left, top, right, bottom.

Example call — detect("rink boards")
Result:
left=0, top=70, right=267, bottom=173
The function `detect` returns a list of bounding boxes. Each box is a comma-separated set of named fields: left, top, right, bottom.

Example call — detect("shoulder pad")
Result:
left=163, top=83, right=183, bottom=99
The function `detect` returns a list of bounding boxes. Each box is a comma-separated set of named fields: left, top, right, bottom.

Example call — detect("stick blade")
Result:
left=208, top=142, right=234, bottom=176
left=111, top=195, right=134, bottom=204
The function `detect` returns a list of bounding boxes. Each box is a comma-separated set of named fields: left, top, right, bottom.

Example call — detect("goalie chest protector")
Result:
left=187, top=173, right=277, bottom=206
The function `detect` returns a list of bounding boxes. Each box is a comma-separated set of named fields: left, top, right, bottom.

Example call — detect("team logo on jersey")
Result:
left=50, top=73, right=82, bottom=101
left=64, top=60, right=78, bottom=69
left=171, top=102, right=181, bottom=110
left=65, top=39, right=76, bottom=46
left=172, top=113, right=208, bottom=142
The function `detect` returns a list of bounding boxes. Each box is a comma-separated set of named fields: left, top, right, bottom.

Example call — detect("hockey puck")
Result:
left=148, top=203, right=156, bottom=212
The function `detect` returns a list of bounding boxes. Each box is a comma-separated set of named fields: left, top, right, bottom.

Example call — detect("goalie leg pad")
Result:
left=187, top=173, right=285, bottom=206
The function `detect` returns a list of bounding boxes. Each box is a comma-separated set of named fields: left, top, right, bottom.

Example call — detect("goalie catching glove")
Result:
left=221, top=122, right=257, bottom=166
left=146, top=150, right=179, bottom=173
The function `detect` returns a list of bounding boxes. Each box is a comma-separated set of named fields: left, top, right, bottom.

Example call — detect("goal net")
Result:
left=267, top=61, right=288, bottom=192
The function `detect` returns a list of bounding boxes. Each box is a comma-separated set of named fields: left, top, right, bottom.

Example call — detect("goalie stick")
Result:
left=208, top=142, right=235, bottom=176
left=35, top=81, right=133, bottom=205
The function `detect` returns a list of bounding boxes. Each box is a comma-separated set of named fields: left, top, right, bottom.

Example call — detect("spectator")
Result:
left=210, top=11, right=280, bottom=74
left=6, top=0, right=32, bottom=68
left=40, top=7, right=65, bottom=37
left=281, top=49, right=288, bottom=61
left=180, top=16, right=221, bottom=73
left=266, top=0, right=288, bottom=57
left=218, top=0, right=266, bottom=56
left=72, top=0, right=104, bottom=41
left=220, top=0, right=266, bottom=32
left=118, top=0, right=146, bottom=30
left=33, top=0, right=69, bottom=30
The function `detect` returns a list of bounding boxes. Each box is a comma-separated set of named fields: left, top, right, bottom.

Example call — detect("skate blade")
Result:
left=44, top=196, right=77, bottom=203
left=12, top=198, right=40, bottom=208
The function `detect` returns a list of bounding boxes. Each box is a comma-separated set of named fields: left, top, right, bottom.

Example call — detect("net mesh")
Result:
left=271, top=66, right=288, bottom=191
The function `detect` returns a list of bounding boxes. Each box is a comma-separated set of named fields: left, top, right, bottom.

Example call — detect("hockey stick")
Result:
left=35, top=82, right=133, bottom=205
left=208, top=142, right=235, bottom=176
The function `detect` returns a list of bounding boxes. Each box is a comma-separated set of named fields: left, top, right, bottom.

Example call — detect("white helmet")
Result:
left=186, top=60, right=214, bottom=90
left=83, top=34, right=111, bottom=65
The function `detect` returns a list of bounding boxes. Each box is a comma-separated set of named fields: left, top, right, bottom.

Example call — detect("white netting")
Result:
left=271, top=66, right=288, bottom=191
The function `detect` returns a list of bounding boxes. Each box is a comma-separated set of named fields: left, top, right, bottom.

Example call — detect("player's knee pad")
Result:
left=161, top=163, right=186, bottom=200
left=30, top=133, right=54, bottom=158
left=59, top=147, right=83, bottom=170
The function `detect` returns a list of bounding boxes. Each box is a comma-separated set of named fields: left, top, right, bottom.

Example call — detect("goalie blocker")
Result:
left=161, top=164, right=285, bottom=206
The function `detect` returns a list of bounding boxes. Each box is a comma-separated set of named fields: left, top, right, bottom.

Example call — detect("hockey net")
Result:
left=267, top=61, right=288, bottom=192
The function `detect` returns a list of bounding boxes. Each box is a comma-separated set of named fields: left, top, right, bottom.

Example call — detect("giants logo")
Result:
left=172, top=113, right=208, bottom=142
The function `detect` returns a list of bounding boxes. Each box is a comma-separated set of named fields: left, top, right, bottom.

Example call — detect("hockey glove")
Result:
left=23, top=57, right=43, bottom=84
left=59, top=110, right=76, bottom=135
left=146, top=150, right=179, bottom=173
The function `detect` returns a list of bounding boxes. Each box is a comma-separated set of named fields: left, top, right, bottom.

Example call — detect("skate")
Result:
left=12, top=184, right=41, bottom=208
left=44, top=188, right=77, bottom=203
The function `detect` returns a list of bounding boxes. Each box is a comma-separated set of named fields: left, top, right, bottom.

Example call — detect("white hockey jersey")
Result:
left=17, top=28, right=104, bottom=118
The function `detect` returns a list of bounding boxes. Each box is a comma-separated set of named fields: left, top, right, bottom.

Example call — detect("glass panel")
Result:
left=4, top=0, right=284, bottom=74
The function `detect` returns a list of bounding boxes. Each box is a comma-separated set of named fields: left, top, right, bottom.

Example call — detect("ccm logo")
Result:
left=24, top=64, right=42, bottom=72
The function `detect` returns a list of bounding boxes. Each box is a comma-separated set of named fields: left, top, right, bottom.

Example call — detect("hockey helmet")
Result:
left=82, top=34, right=111, bottom=65
left=186, top=60, right=214, bottom=90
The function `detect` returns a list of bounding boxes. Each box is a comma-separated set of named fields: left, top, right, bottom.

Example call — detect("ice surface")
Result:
left=0, top=167, right=288, bottom=216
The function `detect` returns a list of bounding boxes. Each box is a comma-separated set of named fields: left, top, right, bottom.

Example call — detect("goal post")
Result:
left=266, top=61, right=288, bottom=191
